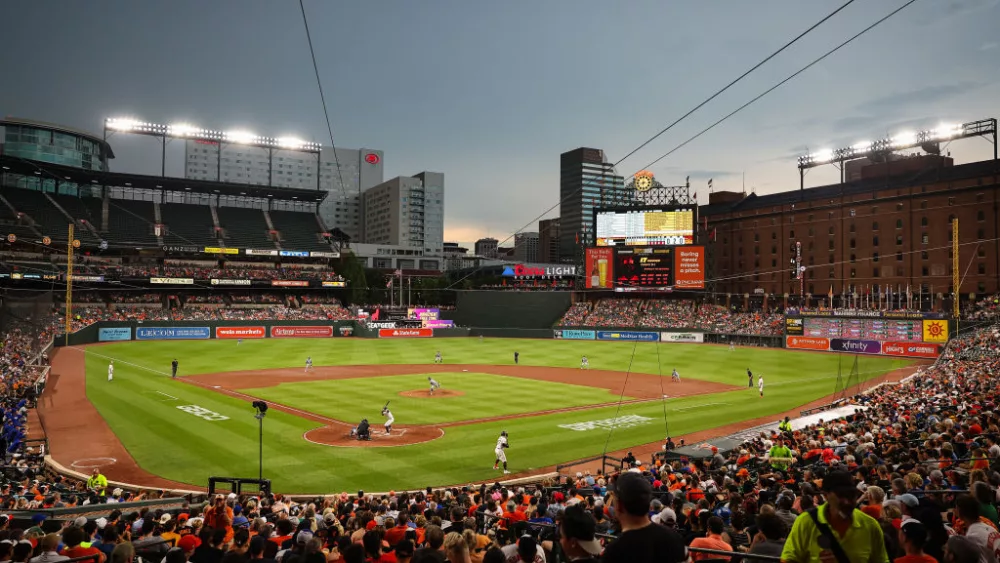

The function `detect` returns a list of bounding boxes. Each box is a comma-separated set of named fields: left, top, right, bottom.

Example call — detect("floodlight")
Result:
left=851, top=141, right=871, bottom=152
left=276, top=136, right=305, bottom=149
left=811, top=149, right=834, bottom=164
left=933, top=123, right=961, bottom=140
left=105, top=118, right=140, bottom=131
left=891, top=131, right=916, bottom=148
left=225, top=130, right=257, bottom=144
left=169, top=123, right=199, bottom=137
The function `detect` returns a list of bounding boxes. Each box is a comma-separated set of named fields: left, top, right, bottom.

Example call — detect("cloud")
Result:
left=981, top=42, right=999, bottom=51
left=685, top=169, right=738, bottom=179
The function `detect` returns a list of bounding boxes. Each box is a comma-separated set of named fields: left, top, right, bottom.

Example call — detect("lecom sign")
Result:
left=379, top=328, right=433, bottom=338
left=216, top=326, right=266, bottom=339
left=270, top=326, right=334, bottom=338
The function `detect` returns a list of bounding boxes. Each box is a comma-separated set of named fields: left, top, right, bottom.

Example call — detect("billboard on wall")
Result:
left=423, top=319, right=454, bottom=328
left=270, top=326, right=334, bottom=338
left=673, top=246, right=705, bottom=289
left=660, top=332, right=704, bottom=343
left=553, top=329, right=596, bottom=340
left=585, top=248, right=614, bottom=289
left=136, top=327, right=210, bottom=340
left=379, top=328, right=433, bottom=338
left=922, top=320, right=949, bottom=343
left=98, top=327, right=132, bottom=342
left=408, top=308, right=440, bottom=320
left=596, top=331, right=659, bottom=342
left=882, top=341, right=940, bottom=358
left=216, top=326, right=266, bottom=339
left=830, top=338, right=882, bottom=354
left=785, top=336, right=830, bottom=351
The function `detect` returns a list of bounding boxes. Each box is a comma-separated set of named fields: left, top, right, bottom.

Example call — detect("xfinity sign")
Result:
left=501, top=264, right=577, bottom=278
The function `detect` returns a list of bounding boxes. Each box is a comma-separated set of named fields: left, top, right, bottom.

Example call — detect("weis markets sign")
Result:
left=501, top=264, right=577, bottom=279
left=216, top=326, right=266, bottom=339
left=270, top=326, right=334, bottom=338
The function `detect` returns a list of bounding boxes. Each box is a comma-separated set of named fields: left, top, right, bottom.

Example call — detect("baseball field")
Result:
left=43, top=337, right=916, bottom=493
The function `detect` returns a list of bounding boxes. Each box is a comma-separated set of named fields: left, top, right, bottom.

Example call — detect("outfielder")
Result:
left=580, top=356, right=589, bottom=369
left=729, top=340, right=735, bottom=351
left=305, top=356, right=313, bottom=373
left=171, top=359, right=178, bottom=379
left=434, top=351, right=443, bottom=364
left=494, top=430, right=510, bottom=474
left=428, top=376, right=441, bottom=395
left=758, top=375, right=765, bottom=398
left=108, top=361, right=114, bottom=382
left=382, top=406, right=395, bottom=435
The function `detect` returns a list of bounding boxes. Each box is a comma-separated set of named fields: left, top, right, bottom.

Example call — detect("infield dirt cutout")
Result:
left=399, top=389, right=465, bottom=399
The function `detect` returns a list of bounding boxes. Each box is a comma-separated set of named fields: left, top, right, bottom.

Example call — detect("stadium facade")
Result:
left=184, top=141, right=384, bottom=243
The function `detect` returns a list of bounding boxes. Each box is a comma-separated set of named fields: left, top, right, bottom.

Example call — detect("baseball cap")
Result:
left=73, top=517, right=87, bottom=528
left=898, top=494, right=920, bottom=508
left=613, top=472, right=653, bottom=514
left=159, top=514, right=172, bottom=524
left=395, top=540, right=415, bottom=558
left=95, top=518, right=108, bottom=529
left=821, top=471, right=859, bottom=497
left=296, top=530, right=314, bottom=545
left=31, top=514, right=46, bottom=524
left=178, top=535, right=201, bottom=552
left=553, top=492, right=565, bottom=502
left=651, top=508, right=677, bottom=525
left=560, top=505, right=602, bottom=556
left=900, top=520, right=927, bottom=543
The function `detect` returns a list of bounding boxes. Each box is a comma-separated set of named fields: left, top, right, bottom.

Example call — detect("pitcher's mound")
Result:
left=399, top=389, right=465, bottom=399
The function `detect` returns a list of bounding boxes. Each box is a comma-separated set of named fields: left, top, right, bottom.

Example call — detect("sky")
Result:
left=2, top=0, right=999, bottom=250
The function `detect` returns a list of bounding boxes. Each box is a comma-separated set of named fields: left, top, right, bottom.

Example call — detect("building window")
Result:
left=789, top=230, right=795, bottom=239
left=828, top=254, right=834, bottom=264
left=828, top=226, right=835, bottom=235
left=771, top=232, right=777, bottom=240
left=808, top=242, right=814, bottom=251
left=755, top=246, right=760, bottom=255
left=896, top=235, right=903, bottom=246
left=873, top=252, right=880, bottom=262
left=809, top=227, right=814, bottom=237
left=978, top=263, right=986, bottom=275
left=754, top=233, right=759, bottom=242
left=896, top=203, right=904, bottom=211
left=849, top=223, right=855, bottom=233
left=896, top=219, right=903, bottom=229
left=978, top=210, right=986, bottom=221
left=873, top=236, right=879, bottom=246
left=872, top=221, right=879, bottom=231
left=829, top=269, right=835, bottom=278
left=922, top=251, right=929, bottom=260
left=873, top=267, right=880, bottom=277
left=977, top=193, right=985, bottom=203
left=850, top=268, right=856, bottom=278
left=828, top=240, right=835, bottom=251
left=922, top=267, right=929, bottom=276
left=772, top=259, right=777, bottom=267
left=920, top=200, right=927, bottom=209
left=979, top=247, right=986, bottom=258
left=978, top=228, right=985, bottom=240
left=850, top=253, right=856, bottom=263
left=948, top=197, right=955, bottom=206
left=922, top=234, right=929, bottom=244
left=771, top=245, right=777, bottom=254
left=896, top=252, right=903, bottom=261
left=921, top=216, right=928, bottom=227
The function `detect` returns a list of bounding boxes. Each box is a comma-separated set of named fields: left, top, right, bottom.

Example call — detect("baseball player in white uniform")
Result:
left=494, top=430, right=510, bottom=474
left=305, top=356, right=313, bottom=372
left=382, top=407, right=395, bottom=435
left=580, top=356, right=589, bottom=369
left=672, top=369, right=681, bottom=382
left=108, top=361, right=114, bottom=382
left=758, top=375, right=765, bottom=398
left=428, top=376, right=441, bottom=395
left=434, top=351, right=443, bottom=364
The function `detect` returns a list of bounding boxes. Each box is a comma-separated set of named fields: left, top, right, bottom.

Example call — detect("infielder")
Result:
left=171, top=359, right=178, bottom=379
left=434, top=351, right=443, bottom=364
left=428, top=376, right=441, bottom=395
left=305, top=356, right=313, bottom=372
left=758, top=375, right=765, bottom=398
left=672, top=368, right=680, bottom=382
left=494, top=430, right=510, bottom=474
left=580, top=356, right=589, bottom=369
left=747, top=368, right=753, bottom=388
left=108, top=361, right=114, bottom=382
left=382, top=406, right=394, bottom=435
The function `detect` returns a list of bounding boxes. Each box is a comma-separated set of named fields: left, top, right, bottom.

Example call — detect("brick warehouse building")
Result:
left=700, top=156, right=1000, bottom=308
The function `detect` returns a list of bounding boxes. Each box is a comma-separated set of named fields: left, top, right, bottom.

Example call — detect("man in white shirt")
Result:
left=107, top=361, right=114, bottom=382
left=957, top=495, right=1000, bottom=563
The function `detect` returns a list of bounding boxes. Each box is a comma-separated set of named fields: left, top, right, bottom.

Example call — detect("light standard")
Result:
left=252, top=401, right=268, bottom=480
left=790, top=241, right=804, bottom=306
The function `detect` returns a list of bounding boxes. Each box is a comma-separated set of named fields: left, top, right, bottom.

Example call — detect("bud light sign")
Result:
left=830, top=339, right=882, bottom=354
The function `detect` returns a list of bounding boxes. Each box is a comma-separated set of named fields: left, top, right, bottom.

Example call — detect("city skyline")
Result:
left=3, top=0, right=998, bottom=251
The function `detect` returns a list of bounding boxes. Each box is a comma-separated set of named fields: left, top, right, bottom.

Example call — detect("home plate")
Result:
left=214, top=386, right=221, bottom=389
left=463, top=369, right=468, bottom=372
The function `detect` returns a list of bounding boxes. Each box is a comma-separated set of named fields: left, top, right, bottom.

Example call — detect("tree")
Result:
left=336, top=253, right=368, bottom=305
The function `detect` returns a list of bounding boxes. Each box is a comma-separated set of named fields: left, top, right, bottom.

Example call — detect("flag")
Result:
left=708, top=178, right=713, bottom=189
left=394, top=269, right=402, bottom=276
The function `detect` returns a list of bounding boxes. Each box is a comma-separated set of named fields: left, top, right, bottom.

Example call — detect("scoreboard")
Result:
left=594, top=208, right=695, bottom=247
left=800, top=318, right=923, bottom=342
left=614, top=246, right=673, bottom=289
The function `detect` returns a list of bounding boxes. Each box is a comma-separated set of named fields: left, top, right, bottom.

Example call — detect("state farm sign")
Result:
left=270, top=326, right=334, bottom=338
left=216, top=326, right=265, bottom=339
left=379, top=328, right=433, bottom=338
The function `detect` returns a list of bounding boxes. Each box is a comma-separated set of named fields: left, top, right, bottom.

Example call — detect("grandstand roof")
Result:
left=0, top=154, right=327, bottom=202
left=1, top=117, right=115, bottom=159
left=700, top=158, right=1000, bottom=217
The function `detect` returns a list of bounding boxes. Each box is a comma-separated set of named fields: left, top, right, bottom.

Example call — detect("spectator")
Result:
left=558, top=505, right=602, bottom=563
left=60, top=526, right=106, bottom=563
left=689, top=516, right=732, bottom=561
left=29, top=535, right=67, bottom=563
left=601, top=472, right=687, bottom=563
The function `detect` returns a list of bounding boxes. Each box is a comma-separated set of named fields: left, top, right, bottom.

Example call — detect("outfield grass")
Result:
left=78, top=338, right=913, bottom=492
left=241, top=372, right=633, bottom=425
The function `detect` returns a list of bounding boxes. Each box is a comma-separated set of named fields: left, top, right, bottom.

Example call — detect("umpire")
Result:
left=171, top=359, right=178, bottom=379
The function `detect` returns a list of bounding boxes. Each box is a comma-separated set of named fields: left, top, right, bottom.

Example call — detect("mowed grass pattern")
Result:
left=241, top=372, right=630, bottom=425
left=77, top=338, right=913, bottom=492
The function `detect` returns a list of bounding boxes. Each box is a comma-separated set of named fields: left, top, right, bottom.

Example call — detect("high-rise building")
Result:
left=559, top=148, right=627, bottom=260
left=513, top=231, right=539, bottom=263
left=183, top=141, right=384, bottom=241
left=475, top=238, right=499, bottom=258
left=361, top=172, right=444, bottom=253
left=538, top=218, right=561, bottom=263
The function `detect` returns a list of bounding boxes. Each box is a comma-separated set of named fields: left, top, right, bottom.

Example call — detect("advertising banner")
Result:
left=210, top=279, right=252, bottom=286
left=72, top=275, right=106, bottom=282
left=785, top=309, right=948, bottom=320
left=830, top=338, right=882, bottom=354
left=882, top=341, right=941, bottom=358
left=310, top=251, right=340, bottom=258
left=596, top=331, right=659, bottom=342
left=785, top=336, right=830, bottom=351
left=423, top=319, right=454, bottom=328
left=321, top=281, right=346, bottom=287
left=245, top=249, right=279, bottom=256
left=279, top=250, right=310, bottom=257
left=585, top=248, right=614, bottom=289
left=98, top=327, right=132, bottom=342
left=215, top=326, right=266, bottom=339
left=922, top=319, right=949, bottom=343
left=270, top=326, right=334, bottom=338
left=136, top=327, right=210, bottom=340
left=785, top=317, right=804, bottom=335
left=150, top=277, right=194, bottom=285
left=408, top=308, right=440, bottom=320
left=379, top=328, right=433, bottom=338
left=673, top=246, right=705, bottom=289
left=338, top=326, right=354, bottom=337
left=203, top=247, right=240, bottom=255
left=163, top=245, right=200, bottom=253
left=660, top=332, right=704, bottom=343
left=553, top=329, right=596, bottom=340
left=271, top=280, right=309, bottom=287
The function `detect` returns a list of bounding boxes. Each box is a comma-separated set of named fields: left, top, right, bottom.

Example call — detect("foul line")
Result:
left=672, top=402, right=731, bottom=412
left=156, top=391, right=178, bottom=400
left=69, top=347, right=173, bottom=377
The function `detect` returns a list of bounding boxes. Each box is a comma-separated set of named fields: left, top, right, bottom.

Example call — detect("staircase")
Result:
left=45, top=193, right=101, bottom=241
left=0, top=193, right=43, bottom=238
left=262, top=209, right=281, bottom=250
left=153, top=202, right=164, bottom=246
left=209, top=205, right=225, bottom=246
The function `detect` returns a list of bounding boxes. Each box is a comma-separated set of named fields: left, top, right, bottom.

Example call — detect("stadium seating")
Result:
left=216, top=206, right=276, bottom=249
left=47, top=193, right=102, bottom=245
left=1, top=188, right=69, bottom=240
left=104, top=199, right=160, bottom=247
left=268, top=210, right=331, bottom=251
left=160, top=202, right=220, bottom=247
left=0, top=192, right=40, bottom=242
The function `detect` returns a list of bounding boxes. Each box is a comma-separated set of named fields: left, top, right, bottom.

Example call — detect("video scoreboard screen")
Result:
left=595, top=208, right=695, bottom=247
left=614, top=246, right=673, bottom=289
left=798, top=318, right=924, bottom=342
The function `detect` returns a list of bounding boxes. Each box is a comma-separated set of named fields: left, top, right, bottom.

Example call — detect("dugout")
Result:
left=658, top=437, right=744, bottom=462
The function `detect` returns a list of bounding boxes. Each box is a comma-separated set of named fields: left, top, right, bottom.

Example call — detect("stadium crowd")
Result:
left=558, top=299, right=785, bottom=336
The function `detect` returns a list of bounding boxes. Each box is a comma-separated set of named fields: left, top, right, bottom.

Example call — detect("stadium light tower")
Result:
left=796, top=118, right=997, bottom=189
left=104, top=117, right=323, bottom=188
